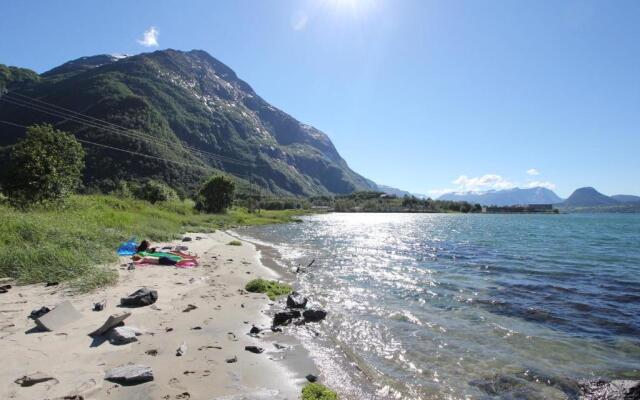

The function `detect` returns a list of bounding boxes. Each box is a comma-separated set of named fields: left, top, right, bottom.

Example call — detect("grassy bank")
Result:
left=0, top=194, right=310, bottom=291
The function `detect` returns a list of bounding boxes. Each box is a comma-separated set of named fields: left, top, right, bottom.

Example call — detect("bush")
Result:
left=245, top=278, right=291, bottom=300
left=196, top=175, right=235, bottom=213
left=302, top=383, right=338, bottom=400
left=134, top=180, right=178, bottom=204
left=227, top=240, right=242, bottom=246
left=4, top=124, right=84, bottom=208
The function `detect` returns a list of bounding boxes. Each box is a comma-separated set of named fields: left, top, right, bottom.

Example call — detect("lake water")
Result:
left=240, top=213, right=640, bottom=399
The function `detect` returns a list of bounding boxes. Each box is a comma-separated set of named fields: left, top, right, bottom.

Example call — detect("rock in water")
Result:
left=89, top=312, right=131, bottom=336
left=303, top=309, right=327, bottom=322
left=105, top=365, right=153, bottom=385
left=273, top=310, right=301, bottom=326
left=579, top=379, right=640, bottom=400
left=108, top=326, right=142, bottom=345
left=286, top=292, right=308, bottom=309
left=120, top=288, right=158, bottom=307
left=14, top=372, right=58, bottom=387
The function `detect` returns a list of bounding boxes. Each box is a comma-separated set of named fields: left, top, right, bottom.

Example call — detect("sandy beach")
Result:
left=0, top=231, right=317, bottom=400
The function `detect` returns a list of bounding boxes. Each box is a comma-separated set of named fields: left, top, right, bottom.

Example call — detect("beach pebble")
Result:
left=226, top=356, right=238, bottom=363
left=104, top=364, right=153, bottom=385
left=305, top=374, right=318, bottom=383
left=245, top=346, right=264, bottom=354
left=93, top=300, right=106, bottom=311
left=108, top=326, right=142, bottom=345
left=176, top=342, right=188, bottom=356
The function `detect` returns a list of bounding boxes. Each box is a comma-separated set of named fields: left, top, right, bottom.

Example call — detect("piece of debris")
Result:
left=165, top=327, right=174, bottom=333
left=127, top=263, right=135, bottom=271
left=227, top=332, right=238, bottom=341
left=0, top=284, right=12, bottom=293
left=191, top=326, right=202, bottom=330
left=274, top=343, right=287, bottom=350
left=306, top=374, right=318, bottom=383
left=226, top=356, right=238, bottom=363
left=303, top=309, right=327, bottom=323
left=286, top=292, right=308, bottom=309
left=108, top=326, right=142, bottom=345
left=45, top=282, right=59, bottom=287
left=182, top=304, right=197, bottom=312
left=244, top=346, right=264, bottom=354
left=145, top=349, right=158, bottom=356
left=29, top=306, right=51, bottom=319
left=120, top=288, right=158, bottom=307
left=34, top=301, right=82, bottom=332
left=104, top=364, right=153, bottom=385
left=197, top=345, right=222, bottom=350
left=182, top=237, right=192, bottom=242
left=176, top=342, right=188, bottom=356
left=15, top=372, right=58, bottom=387
left=93, top=300, right=106, bottom=312
left=90, top=311, right=131, bottom=336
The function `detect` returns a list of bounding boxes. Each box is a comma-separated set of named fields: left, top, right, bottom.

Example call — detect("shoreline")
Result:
left=0, top=230, right=317, bottom=399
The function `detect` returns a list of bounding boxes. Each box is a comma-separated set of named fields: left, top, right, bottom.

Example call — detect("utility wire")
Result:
left=0, top=93, right=254, bottom=167
left=5, top=92, right=252, bottom=165
left=0, top=120, right=213, bottom=172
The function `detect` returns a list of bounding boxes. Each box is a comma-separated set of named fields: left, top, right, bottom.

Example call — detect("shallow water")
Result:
left=239, top=213, right=640, bottom=399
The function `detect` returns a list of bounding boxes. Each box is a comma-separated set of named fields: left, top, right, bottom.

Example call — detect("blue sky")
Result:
left=1, top=0, right=639, bottom=197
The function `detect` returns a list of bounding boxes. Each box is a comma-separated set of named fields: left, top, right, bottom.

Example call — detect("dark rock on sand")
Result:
left=579, top=379, right=640, bottom=400
left=286, top=292, right=308, bottom=309
left=182, top=237, right=192, bottom=242
left=120, top=288, right=158, bottom=307
left=90, top=311, right=131, bottom=336
left=306, top=374, right=318, bottom=383
left=226, top=356, right=238, bottom=363
left=93, top=300, right=106, bottom=311
left=108, top=326, right=142, bottom=345
left=303, top=309, right=327, bottom=322
left=249, top=326, right=262, bottom=335
left=245, top=346, right=264, bottom=354
left=30, top=306, right=51, bottom=319
left=104, top=365, right=153, bottom=385
left=273, top=310, right=301, bottom=326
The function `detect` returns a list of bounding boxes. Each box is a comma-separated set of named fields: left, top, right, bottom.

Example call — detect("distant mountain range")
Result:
left=438, top=187, right=562, bottom=206
left=438, top=186, right=640, bottom=212
left=559, top=187, right=640, bottom=212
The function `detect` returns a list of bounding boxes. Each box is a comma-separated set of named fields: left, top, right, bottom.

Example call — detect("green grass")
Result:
left=302, top=383, right=338, bottom=400
left=0, top=194, right=309, bottom=292
left=227, top=240, right=242, bottom=246
left=245, top=278, right=292, bottom=300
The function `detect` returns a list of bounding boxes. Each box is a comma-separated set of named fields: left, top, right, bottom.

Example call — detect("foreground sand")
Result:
left=0, top=231, right=313, bottom=400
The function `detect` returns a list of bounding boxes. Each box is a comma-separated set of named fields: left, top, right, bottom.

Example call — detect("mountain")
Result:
left=0, top=49, right=376, bottom=196
left=438, top=187, right=562, bottom=206
left=611, top=194, right=640, bottom=203
left=561, top=187, right=619, bottom=207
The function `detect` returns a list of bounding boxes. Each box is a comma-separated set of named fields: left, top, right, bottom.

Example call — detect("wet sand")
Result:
left=0, top=231, right=317, bottom=400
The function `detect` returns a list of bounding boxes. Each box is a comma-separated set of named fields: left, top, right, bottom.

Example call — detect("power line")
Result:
left=1, top=93, right=254, bottom=167
left=0, top=120, right=213, bottom=172
left=5, top=92, right=253, bottom=165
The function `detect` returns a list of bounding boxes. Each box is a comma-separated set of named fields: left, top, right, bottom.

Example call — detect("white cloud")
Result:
left=452, top=174, right=516, bottom=192
left=526, top=168, right=540, bottom=176
left=291, top=12, right=309, bottom=31
left=525, top=181, right=557, bottom=190
left=138, top=26, right=159, bottom=47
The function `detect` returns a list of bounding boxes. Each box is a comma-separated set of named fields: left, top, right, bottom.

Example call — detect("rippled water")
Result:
left=239, top=213, right=640, bottom=399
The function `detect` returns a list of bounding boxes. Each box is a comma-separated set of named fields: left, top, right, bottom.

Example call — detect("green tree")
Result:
left=196, top=175, right=235, bottom=213
left=4, top=124, right=84, bottom=207
left=134, top=180, right=178, bottom=203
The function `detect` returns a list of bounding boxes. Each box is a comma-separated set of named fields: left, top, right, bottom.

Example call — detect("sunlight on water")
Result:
left=240, top=213, right=640, bottom=399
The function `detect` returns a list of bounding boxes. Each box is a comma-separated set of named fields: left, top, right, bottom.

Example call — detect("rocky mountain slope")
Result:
left=0, top=50, right=376, bottom=196
left=438, top=187, right=562, bottom=206
left=561, top=187, right=619, bottom=207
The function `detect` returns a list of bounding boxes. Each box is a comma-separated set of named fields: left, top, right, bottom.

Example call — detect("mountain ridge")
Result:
left=0, top=49, right=376, bottom=196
